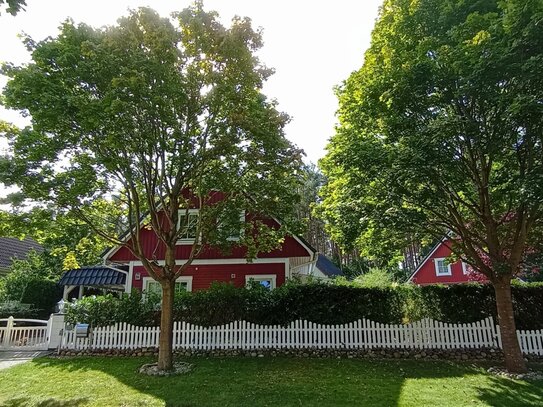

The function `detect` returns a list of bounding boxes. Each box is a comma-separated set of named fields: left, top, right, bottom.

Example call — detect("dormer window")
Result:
left=178, top=209, right=199, bottom=243
left=434, top=258, right=452, bottom=276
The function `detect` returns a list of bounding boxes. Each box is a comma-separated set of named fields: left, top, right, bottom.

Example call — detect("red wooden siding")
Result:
left=411, top=240, right=488, bottom=285
left=131, top=263, right=285, bottom=291
left=109, top=218, right=310, bottom=262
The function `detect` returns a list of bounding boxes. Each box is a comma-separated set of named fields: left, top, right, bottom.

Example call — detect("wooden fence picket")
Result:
left=57, top=318, right=543, bottom=355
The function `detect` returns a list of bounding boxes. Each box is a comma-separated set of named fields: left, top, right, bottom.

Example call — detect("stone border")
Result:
left=56, top=346, right=543, bottom=362
left=139, top=361, right=194, bottom=376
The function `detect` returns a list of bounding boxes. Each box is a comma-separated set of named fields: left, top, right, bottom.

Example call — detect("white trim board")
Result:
left=131, top=258, right=289, bottom=267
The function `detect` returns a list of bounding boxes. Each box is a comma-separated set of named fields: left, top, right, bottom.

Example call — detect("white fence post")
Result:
left=46, top=313, right=65, bottom=350
left=3, top=316, right=14, bottom=347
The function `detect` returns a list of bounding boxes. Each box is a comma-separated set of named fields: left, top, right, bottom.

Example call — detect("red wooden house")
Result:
left=60, top=203, right=319, bottom=298
left=407, top=239, right=487, bottom=285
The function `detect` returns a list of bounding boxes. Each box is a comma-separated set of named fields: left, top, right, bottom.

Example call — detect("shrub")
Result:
left=0, top=301, right=40, bottom=319
left=353, top=268, right=395, bottom=288
left=0, top=253, right=62, bottom=319
left=65, top=290, right=156, bottom=327
left=63, top=282, right=543, bottom=329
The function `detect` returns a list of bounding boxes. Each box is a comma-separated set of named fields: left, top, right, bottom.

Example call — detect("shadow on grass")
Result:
left=477, top=375, right=543, bottom=407
left=1, top=397, right=88, bottom=407
left=2, top=356, right=541, bottom=406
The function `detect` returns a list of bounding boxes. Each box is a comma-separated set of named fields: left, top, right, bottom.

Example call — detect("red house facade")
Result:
left=407, top=239, right=488, bottom=285
left=101, top=214, right=317, bottom=294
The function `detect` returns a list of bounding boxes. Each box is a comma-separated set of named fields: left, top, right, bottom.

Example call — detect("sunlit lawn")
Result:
left=0, top=356, right=541, bottom=406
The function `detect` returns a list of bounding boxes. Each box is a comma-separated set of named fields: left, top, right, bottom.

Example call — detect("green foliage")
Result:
left=0, top=300, right=39, bottom=319
left=404, top=283, right=543, bottom=330
left=0, top=200, right=124, bottom=269
left=65, top=282, right=543, bottom=330
left=354, top=268, right=396, bottom=288
left=0, top=0, right=25, bottom=15
left=0, top=251, right=62, bottom=318
left=319, top=0, right=543, bottom=279
left=65, top=290, right=157, bottom=327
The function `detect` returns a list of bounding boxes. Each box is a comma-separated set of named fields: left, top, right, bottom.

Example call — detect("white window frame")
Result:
left=434, top=258, right=452, bottom=276
left=224, top=210, right=246, bottom=241
left=245, top=274, right=277, bottom=290
left=177, top=209, right=199, bottom=244
left=142, top=276, right=193, bottom=296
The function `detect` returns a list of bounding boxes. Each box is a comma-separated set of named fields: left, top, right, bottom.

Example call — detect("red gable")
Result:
left=106, top=215, right=312, bottom=262
left=408, top=239, right=488, bottom=285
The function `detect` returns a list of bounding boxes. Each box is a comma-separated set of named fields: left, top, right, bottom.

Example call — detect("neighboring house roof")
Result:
left=315, top=254, right=343, bottom=277
left=407, top=239, right=445, bottom=283
left=0, top=237, right=43, bottom=271
left=58, top=265, right=128, bottom=287
left=407, top=239, right=488, bottom=285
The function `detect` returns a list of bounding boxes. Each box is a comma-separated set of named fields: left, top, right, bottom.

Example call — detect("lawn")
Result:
left=0, top=356, right=541, bottom=407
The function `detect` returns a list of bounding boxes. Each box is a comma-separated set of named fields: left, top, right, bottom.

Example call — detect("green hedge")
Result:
left=405, top=283, right=543, bottom=329
left=65, top=282, right=543, bottom=330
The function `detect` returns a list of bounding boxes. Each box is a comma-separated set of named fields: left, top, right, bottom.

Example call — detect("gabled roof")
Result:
left=0, top=237, right=43, bottom=270
left=102, top=211, right=318, bottom=261
left=58, top=265, right=128, bottom=286
left=407, top=239, right=447, bottom=283
left=315, top=254, right=343, bottom=277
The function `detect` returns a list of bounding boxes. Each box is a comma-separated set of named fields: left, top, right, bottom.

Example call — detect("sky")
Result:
left=0, top=0, right=382, bottom=164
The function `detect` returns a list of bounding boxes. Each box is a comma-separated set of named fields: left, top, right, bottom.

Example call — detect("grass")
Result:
left=0, top=356, right=541, bottom=406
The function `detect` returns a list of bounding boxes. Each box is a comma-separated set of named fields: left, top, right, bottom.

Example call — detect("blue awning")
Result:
left=58, top=265, right=128, bottom=287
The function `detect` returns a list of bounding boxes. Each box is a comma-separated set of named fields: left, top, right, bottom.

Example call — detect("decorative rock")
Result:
left=487, top=367, right=543, bottom=381
left=52, top=345, right=542, bottom=364
left=139, top=362, right=194, bottom=377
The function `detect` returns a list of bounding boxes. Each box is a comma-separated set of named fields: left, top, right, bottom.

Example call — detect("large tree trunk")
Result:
left=157, top=279, right=175, bottom=371
left=493, top=279, right=527, bottom=373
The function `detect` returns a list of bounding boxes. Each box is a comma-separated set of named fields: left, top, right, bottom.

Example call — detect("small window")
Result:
left=178, top=209, right=199, bottom=242
left=219, top=210, right=245, bottom=241
left=434, top=258, right=452, bottom=276
left=143, top=277, right=193, bottom=296
left=245, top=274, right=276, bottom=290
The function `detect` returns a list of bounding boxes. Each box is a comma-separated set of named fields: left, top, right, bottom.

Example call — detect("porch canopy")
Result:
left=58, top=265, right=128, bottom=299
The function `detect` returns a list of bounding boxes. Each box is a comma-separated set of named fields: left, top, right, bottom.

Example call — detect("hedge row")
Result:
left=65, top=282, right=543, bottom=330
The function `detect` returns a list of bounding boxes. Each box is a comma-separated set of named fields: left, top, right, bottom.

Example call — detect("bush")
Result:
left=0, top=252, right=63, bottom=318
left=404, top=283, right=543, bottom=330
left=65, top=290, right=156, bottom=327
left=64, top=281, right=543, bottom=330
left=0, top=301, right=40, bottom=319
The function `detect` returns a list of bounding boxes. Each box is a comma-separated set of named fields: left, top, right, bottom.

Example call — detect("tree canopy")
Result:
left=320, top=0, right=543, bottom=372
left=0, top=0, right=26, bottom=16
left=1, top=3, right=303, bottom=370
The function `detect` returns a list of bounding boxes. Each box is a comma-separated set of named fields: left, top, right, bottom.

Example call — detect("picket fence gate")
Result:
left=0, top=317, right=50, bottom=350
left=60, top=316, right=543, bottom=354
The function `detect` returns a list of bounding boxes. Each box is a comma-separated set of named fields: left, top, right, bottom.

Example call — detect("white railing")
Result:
left=60, top=317, right=538, bottom=352
left=0, top=316, right=49, bottom=350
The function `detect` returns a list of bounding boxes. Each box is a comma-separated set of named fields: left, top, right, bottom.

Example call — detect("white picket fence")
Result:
left=59, top=316, right=543, bottom=354
left=0, top=317, right=50, bottom=350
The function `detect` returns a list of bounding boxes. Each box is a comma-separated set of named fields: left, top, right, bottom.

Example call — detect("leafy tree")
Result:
left=0, top=251, right=62, bottom=317
left=320, top=0, right=543, bottom=372
left=1, top=4, right=302, bottom=371
left=0, top=197, right=124, bottom=268
left=0, top=0, right=25, bottom=16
